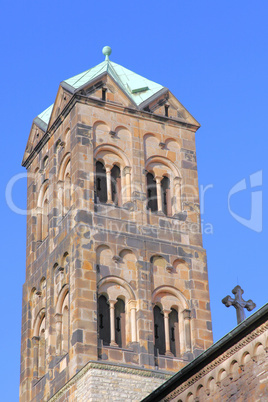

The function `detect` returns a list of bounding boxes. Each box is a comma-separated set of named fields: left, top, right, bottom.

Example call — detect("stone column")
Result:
left=155, top=176, right=163, bottom=213
left=123, top=166, right=132, bottom=203
left=183, top=309, right=191, bottom=352
left=109, top=300, right=117, bottom=346
left=129, top=301, right=137, bottom=342
left=174, top=176, right=182, bottom=214
left=105, top=165, right=113, bottom=203
left=163, top=309, right=172, bottom=356
left=32, top=336, right=40, bottom=379
left=55, top=313, right=63, bottom=355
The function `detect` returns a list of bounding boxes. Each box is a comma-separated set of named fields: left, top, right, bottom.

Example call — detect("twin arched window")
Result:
left=96, top=161, right=122, bottom=206
left=146, top=173, right=172, bottom=216
left=97, top=277, right=137, bottom=349
left=95, top=152, right=181, bottom=216
left=98, top=295, right=126, bottom=348
left=152, top=287, right=191, bottom=358
left=146, top=157, right=182, bottom=216
left=154, top=306, right=179, bottom=356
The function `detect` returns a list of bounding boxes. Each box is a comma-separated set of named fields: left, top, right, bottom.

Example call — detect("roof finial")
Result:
left=222, top=285, right=256, bottom=325
left=102, top=46, right=112, bottom=61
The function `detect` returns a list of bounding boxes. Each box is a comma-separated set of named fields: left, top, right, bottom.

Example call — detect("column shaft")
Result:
left=109, top=301, right=116, bottom=346
left=163, top=311, right=172, bottom=356
left=156, top=177, right=163, bottom=213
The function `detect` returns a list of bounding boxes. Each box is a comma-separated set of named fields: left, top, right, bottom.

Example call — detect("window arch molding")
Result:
left=55, top=284, right=69, bottom=355
left=152, top=286, right=191, bottom=356
left=94, top=144, right=130, bottom=169
left=57, top=153, right=71, bottom=216
left=94, top=145, right=131, bottom=205
left=152, top=285, right=189, bottom=311
left=98, top=275, right=136, bottom=301
left=145, top=155, right=181, bottom=178
left=37, top=180, right=49, bottom=209
left=97, top=276, right=137, bottom=346
left=55, top=284, right=69, bottom=315
left=33, top=308, right=46, bottom=337
left=58, top=152, right=71, bottom=182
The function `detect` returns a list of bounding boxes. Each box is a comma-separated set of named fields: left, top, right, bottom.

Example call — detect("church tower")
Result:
left=20, top=47, right=213, bottom=401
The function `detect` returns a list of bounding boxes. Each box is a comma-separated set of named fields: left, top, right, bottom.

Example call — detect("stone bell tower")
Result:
left=20, top=46, right=213, bottom=401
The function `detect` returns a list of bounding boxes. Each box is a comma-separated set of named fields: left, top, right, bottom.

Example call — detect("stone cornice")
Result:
left=22, top=93, right=199, bottom=169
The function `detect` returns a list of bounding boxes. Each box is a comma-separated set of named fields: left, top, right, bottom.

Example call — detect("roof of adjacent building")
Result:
left=36, top=50, right=164, bottom=129
left=142, top=303, right=268, bottom=402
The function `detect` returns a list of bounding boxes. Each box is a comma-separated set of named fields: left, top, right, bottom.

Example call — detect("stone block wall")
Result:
left=50, top=362, right=171, bottom=402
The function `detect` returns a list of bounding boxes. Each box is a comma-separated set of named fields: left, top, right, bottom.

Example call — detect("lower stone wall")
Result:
left=49, top=362, right=171, bottom=402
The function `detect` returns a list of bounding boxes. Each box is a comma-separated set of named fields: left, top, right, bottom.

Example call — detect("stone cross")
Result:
left=222, top=285, right=256, bottom=325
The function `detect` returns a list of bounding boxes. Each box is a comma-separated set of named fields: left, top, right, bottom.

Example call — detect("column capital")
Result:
left=108, top=299, right=117, bottom=307
left=55, top=313, right=63, bottom=323
left=36, top=206, right=42, bottom=214
left=32, top=336, right=40, bottom=344
left=128, top=300, right=137, bottom=310
left=105, top=164, right=113, bottom=173
left=155, top=175, right=163, bottom=183
left=183, top=309, right=191, bottom=319
left=174, top=176, right=182, bottom=184
left=123, top=166, right=132, bottom=175
left=163, top=308, right=171, bottom=317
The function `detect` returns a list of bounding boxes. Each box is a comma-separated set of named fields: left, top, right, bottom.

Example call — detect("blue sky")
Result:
left=0, top=1, right=267, bottom=400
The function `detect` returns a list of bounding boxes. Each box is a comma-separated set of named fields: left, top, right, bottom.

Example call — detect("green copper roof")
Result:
left=37, top=104, right=54, bottom=125
left=64, top=60, right=164, bottom=106
left=36, top=53, right=164, bottom=128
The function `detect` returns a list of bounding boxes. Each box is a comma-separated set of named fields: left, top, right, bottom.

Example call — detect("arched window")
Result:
left=114, top=298, right=125, bottom=348
left=98, top=295, right=110, bottom=346
left=161, top=176, right=172, bottom=216
left=152, top=286, right=191, bottom=357
left=145, top=156, right=182, bottom=216
left=153, top=306, right=179, bottom=357
left=153, top=306, right=165, bottom=355
left=96, top=161, right=107, bottom=203
left=111, top=165, right=122, bottom=206
left=97, top=276, right=137, bottom=348
left=94, top=145, right=131, bottom=206
left=146, top=173, right=157, bottom=212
